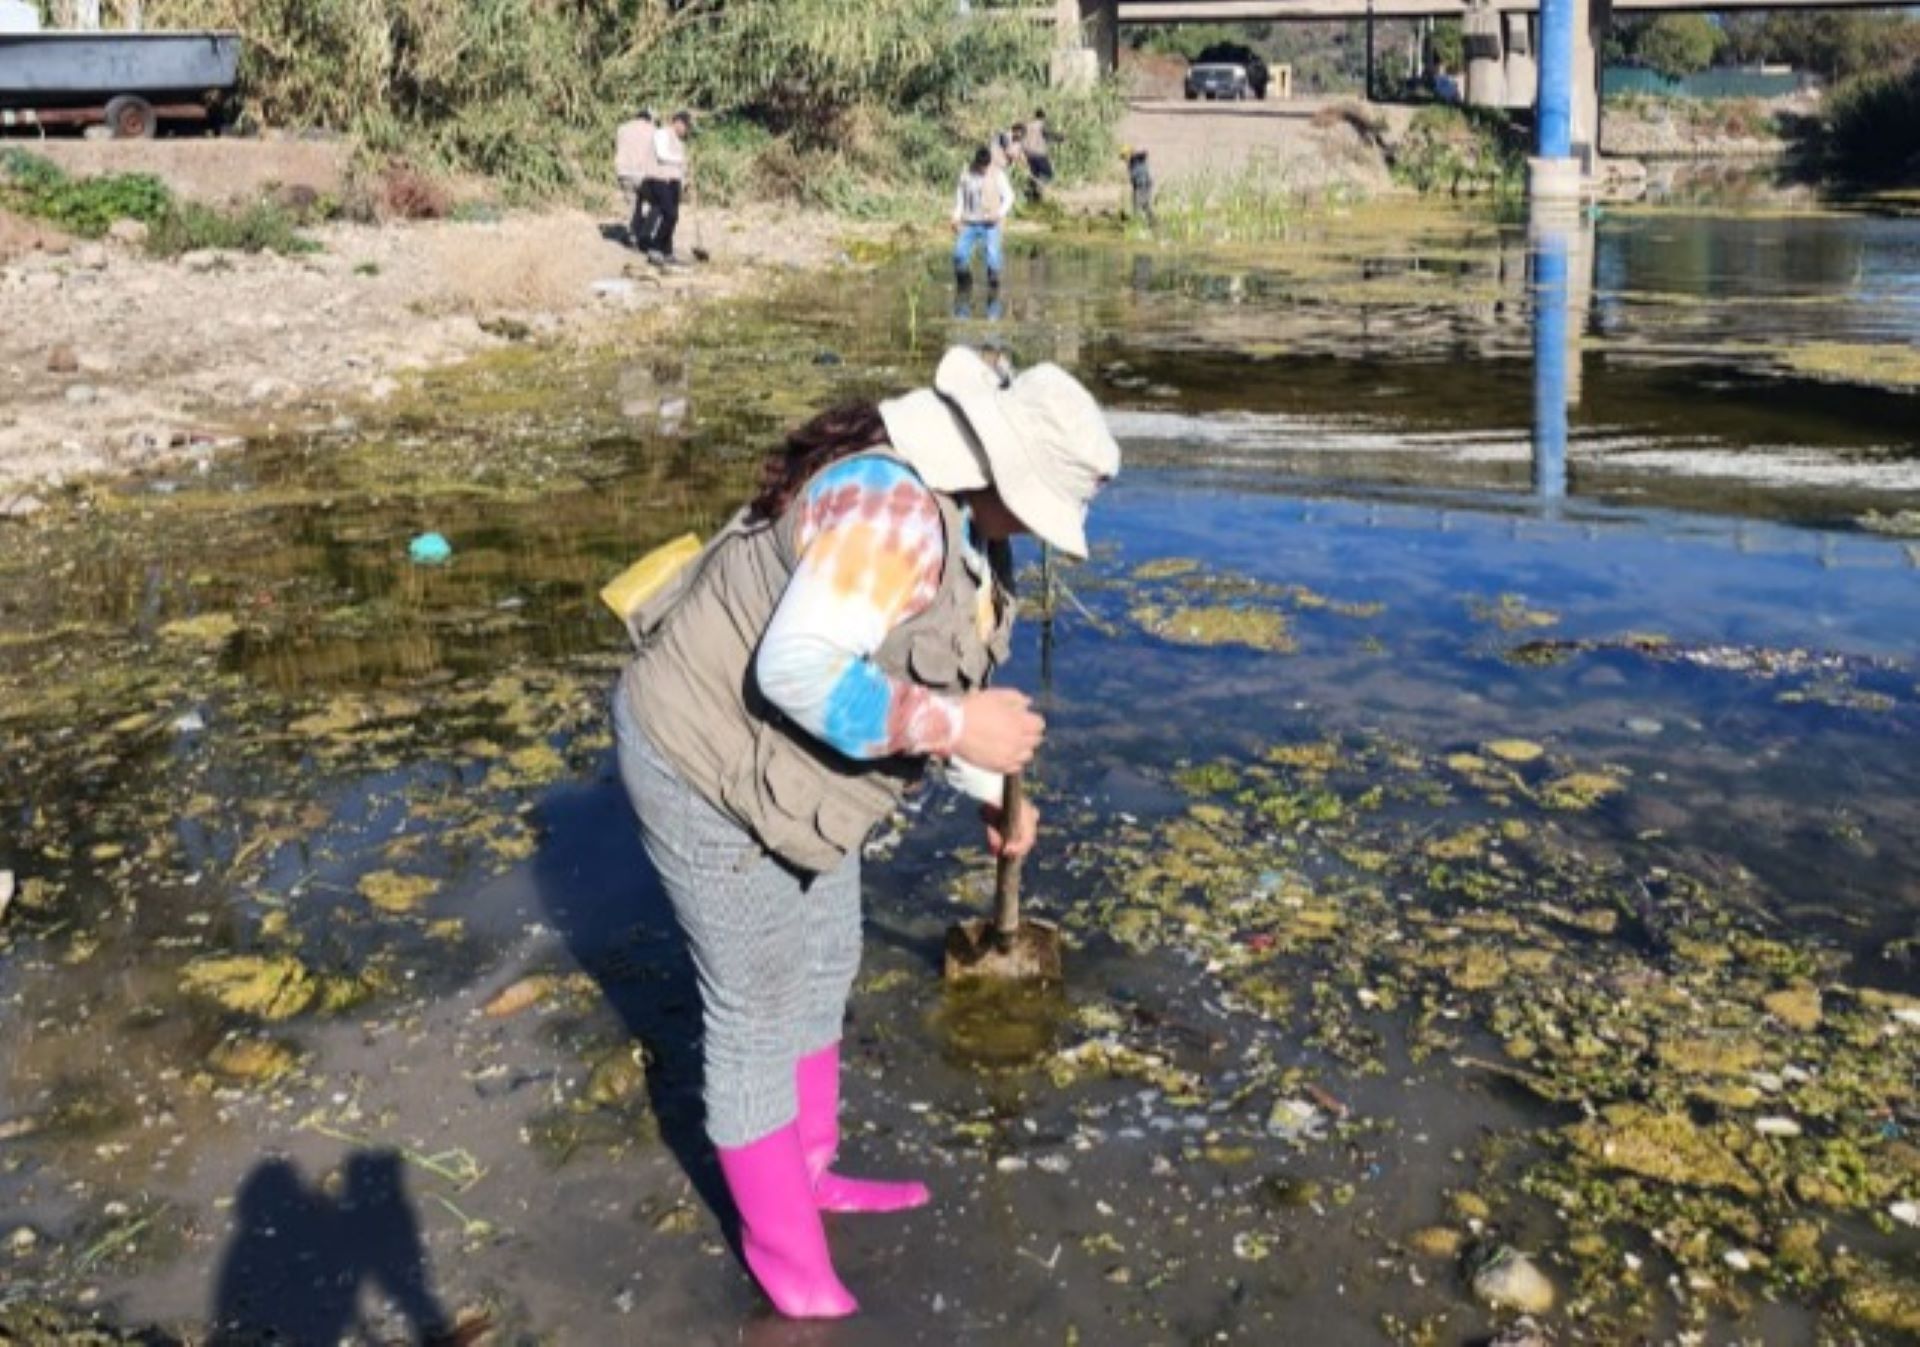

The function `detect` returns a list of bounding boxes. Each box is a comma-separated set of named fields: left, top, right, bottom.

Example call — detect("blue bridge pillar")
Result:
left=1530, top=0, right=1603, bottom=200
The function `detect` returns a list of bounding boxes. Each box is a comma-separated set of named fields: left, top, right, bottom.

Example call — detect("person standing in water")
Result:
left=1023, top=109, right=1058, bottom=202
left=611, top=346, right=1120, bottom=1318
left=953, top=146, right=1015, bottom=293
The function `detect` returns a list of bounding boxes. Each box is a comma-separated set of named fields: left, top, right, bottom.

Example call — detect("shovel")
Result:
left=690, top=205, right=711, bottom=264
left=943, top=771, right=1063, bottom=984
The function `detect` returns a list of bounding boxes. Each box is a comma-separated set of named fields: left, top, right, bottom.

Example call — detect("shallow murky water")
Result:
left=2, top=206, right=1916, bottom=1345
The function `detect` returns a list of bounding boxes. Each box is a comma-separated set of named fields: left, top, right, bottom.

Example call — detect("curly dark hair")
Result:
left=746, top=401, right=891, bottom=522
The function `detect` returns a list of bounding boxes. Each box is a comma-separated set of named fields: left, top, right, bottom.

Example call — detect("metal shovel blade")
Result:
left=942, top=772, right=1063, bottom=985
left=943, top=914, right=1062, bottom=984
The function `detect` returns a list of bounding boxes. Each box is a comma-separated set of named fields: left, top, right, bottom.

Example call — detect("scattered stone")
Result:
left=180, top=250, right=222, bottom=273
left=72, top=243, right=108, bottom=271
left=584, top=1045, right=648, bottom=1108
left=1623, top=716, right=1664, bottom=736
left=1485, top=739, right=1545, bottom=764
left=0, top=492, right=45, bottom=519
left=64, top=383, right=98, bottom=406
left=590, top=278, right=639, bottom=301
left=171, top=709, right=206, bottom=735
left=106, top=217, right=150, bottom=248
left=1755, top=1116, right=1803, bottom=1138
left=0, top=870, right=12, bottom=924
left=1891, top=1200, right=1919, bottom=1229
left=1471, top=1247, right=1556, bottom=1315
left=46, top=344, right=79, bottom=374
left=483, top=974, right=563, bottom=1019
left=5, top=1225, right=37, bottom=1254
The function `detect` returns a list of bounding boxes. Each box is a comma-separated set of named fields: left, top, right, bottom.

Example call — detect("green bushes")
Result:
left=1, top=150, right=317, bottom=255
left=140, top=0, right=1121, bottom=208
left=146, top=199, right=320, bottom=257
left=0, top=149, right=171, bottom=236
left=1389, top=106, right=1525, bottom=199
left=1823, top=61, right=1920, bottom=184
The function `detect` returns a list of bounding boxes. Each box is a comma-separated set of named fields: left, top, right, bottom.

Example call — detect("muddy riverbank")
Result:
left=2, top=209, right=1918, bottom=1345
left=0, top=194, right=865, bottom=507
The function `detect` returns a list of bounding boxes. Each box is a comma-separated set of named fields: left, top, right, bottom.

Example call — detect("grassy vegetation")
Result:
left=1143, top=160, right=1317, bottom=245
left=1388, top=106, right=1525, bottom=200
left=0, top=149, right=170, bottom=235
left=2, top=149, right=317, bottom=255
left=136, top=0, right=1120, bottom=211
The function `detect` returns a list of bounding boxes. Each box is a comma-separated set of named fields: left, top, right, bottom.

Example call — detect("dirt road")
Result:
left=1117, top=97, right=1415, bottom=191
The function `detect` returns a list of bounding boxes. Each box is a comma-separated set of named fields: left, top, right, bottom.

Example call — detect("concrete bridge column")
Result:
left=1503, top=13, right=1537, bottom=110
left=1081, top=0, right=1119, bottom=76
left=1051, top=0, right=1100, bottom=89
left=1464, top=1, right=1508, bottom=110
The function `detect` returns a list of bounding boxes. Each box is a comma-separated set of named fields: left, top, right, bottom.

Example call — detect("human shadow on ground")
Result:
left=529, top=758, right=732, bottom=1232
left=208, top=1149, right=461, bottom=1346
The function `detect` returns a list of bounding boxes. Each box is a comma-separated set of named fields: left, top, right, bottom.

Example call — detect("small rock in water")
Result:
left=1472, top=1247, right=1556, bottom=1315
left=1267, top=1097, right=1327, bottom=1144
left=172, top=709, right=206, bottom=735
left=1623, top=717, right=1664, bottom=736
left=0, top=870, right=13, bottom=923
left=1891, top=1200, right=1919, bottom=1228
left=1755, top=1116, right=1803, bottom=1138
left=1488, top=1317, right=1553, bottom=1347
left=6, top=1225, right=37, bottom=1254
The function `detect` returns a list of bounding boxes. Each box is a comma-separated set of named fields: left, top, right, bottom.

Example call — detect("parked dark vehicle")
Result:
left=0, top=28, right=240, bottom=137
left=1188, top=42, right=1271, bottom=100
left=1184, top=62, right=1250, bottom=101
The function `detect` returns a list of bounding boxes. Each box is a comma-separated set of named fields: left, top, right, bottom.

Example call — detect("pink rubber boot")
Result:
left=796, top=1043, right=932, bottom=1214
left=715, top=1123, right=859, bottom=1319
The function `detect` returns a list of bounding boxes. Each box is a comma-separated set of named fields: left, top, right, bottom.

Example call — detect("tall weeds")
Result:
left=139, top=0, right=1119, bottom=207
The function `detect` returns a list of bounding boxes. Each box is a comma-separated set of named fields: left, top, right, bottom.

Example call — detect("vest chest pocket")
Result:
left=907, top=636, right=961, bottom=688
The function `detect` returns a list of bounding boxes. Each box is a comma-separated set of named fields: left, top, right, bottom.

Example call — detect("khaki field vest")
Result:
left=621, top=452, right=1014, bottom=874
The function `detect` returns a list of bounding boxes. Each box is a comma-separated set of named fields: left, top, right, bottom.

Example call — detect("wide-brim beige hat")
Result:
left=877, top=347, right=1003, bottom=494
left=881, top=348, right=1119, bottom=560
left=947, top=362, right=1119, bottom=560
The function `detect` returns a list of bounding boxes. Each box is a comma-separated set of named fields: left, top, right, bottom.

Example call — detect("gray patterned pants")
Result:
left=613, top=685, right=864, bottom=1148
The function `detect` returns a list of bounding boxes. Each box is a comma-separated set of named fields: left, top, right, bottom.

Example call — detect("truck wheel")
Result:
left=104, top=96, right=157, bottom=140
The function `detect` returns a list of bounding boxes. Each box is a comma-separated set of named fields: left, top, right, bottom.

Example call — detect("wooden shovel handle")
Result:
left=993, top=771, right=1024, bottom=938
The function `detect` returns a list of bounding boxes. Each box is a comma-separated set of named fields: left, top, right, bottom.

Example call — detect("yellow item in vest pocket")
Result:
left=599, top=533, right=704, bottom=625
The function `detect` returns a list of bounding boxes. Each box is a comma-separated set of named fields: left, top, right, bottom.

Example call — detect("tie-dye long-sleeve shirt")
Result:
left=755, top=454, right=987, bottom=765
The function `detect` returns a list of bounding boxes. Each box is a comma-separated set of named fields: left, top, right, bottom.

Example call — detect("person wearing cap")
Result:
left=639, top=109, right=693, bottom=266
left=953, top=145, right=1015, bottom=292
left=614, top=106, right=658, bottom=250
left=611, top=347, right=1119, bottom=1318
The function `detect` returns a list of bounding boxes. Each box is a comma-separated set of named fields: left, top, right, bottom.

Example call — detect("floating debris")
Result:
left=1131, top=603, right=1296, bottom=653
